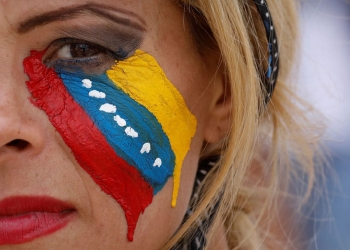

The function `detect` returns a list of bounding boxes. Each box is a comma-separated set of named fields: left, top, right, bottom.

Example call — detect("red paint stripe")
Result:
left=23, top=50, right=153, bottom=241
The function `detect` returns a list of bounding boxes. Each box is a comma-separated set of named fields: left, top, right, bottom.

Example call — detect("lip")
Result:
left=0, top=196, right=76, bottom=245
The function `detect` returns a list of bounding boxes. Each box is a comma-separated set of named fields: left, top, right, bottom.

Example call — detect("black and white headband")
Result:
left=252, top=0, right=279, bottom=103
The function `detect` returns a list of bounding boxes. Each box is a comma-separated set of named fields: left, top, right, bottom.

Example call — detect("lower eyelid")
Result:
left=44, top=53, right=117, bottom=76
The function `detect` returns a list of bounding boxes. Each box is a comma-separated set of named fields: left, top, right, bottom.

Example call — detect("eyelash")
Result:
left=43, top=38, right=129, bottom=73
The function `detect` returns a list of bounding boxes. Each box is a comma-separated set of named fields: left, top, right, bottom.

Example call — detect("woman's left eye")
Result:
left=44, top=38, right=124, bottom=74
left=56, top=43, right=105, bottom=59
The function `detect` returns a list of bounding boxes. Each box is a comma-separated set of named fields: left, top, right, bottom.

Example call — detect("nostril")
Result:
left=5, top=139, right=29, bottom=150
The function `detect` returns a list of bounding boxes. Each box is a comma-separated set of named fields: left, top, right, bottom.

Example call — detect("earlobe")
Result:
left=203, top=72, right=232, bottom=144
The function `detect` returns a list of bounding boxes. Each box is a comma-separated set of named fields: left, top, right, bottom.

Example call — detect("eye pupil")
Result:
left=70, top=43, right=101, bottom=58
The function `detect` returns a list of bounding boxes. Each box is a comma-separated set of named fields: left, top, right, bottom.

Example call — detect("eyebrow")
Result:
left=17, top=3, right=147, bottom=34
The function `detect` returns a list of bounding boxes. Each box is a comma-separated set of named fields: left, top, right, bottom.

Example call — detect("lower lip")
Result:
left=0, top=197, right=76, bottom=245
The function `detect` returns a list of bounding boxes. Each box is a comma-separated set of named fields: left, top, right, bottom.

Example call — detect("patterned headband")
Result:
left=253, top=0, right=279, bottom=103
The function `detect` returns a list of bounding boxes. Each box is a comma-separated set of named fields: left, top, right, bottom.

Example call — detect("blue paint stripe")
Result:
left=58, top=71, right=175, bottom=193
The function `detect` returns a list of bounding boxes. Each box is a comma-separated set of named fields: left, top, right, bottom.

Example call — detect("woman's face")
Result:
left=0, top=0, right=224, bottom=249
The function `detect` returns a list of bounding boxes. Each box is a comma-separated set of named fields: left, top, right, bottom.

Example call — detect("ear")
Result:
left=203, top=72, right=232, bottom=144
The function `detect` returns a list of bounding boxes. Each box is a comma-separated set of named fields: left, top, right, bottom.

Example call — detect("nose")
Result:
left=0, top=64, right=46, bottom=161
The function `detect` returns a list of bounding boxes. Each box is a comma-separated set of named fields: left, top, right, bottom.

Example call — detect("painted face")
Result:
left=23, top=48, right=197, bottom=240
left=0, top=0, right=223, bottom=249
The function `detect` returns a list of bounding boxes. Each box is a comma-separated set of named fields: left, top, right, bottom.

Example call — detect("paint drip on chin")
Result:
left=23, top=49, right=197, bottom=241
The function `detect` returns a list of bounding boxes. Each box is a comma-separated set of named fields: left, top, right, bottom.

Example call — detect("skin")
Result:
left=0, top=0, right=231, bottom=249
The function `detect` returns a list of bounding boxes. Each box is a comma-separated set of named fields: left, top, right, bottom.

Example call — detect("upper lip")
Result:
left=0, top=196, right=75, bottom=216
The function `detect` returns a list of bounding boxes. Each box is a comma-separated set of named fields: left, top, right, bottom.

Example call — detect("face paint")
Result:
left=106, top=50, right=197, bottom=206
left=23, top=49, right=197, bottom=241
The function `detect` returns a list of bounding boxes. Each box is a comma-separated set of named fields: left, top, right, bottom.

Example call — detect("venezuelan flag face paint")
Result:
left=23, top=49, right=197, bottom=241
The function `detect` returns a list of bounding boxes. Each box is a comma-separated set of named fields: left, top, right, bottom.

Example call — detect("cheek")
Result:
left=23, top=49, right=197, bottom=242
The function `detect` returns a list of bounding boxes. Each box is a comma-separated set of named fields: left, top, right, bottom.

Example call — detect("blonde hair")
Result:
left=164, top=0, right=324, bottom=249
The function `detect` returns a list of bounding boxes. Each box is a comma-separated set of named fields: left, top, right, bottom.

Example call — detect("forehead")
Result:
left=0, top=0, right=171, bottom=32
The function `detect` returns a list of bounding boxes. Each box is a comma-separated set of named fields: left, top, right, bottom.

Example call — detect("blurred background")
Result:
left=298, top=0, right=350, bottom=249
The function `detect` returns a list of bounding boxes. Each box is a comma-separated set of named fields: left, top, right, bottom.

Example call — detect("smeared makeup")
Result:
left=23, top=49, right=197, bottom=241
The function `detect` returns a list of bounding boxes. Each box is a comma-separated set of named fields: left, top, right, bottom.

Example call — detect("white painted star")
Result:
left=89, top=90, right=106, bottom=98
left=153, top=158, right=162, bottom=167
left=100, top=103, right=117, bottom=113
left=125, top=127, right=138, bottom=138
left=140, top=143, right=151, bottom=154
left=114, top=115, right=126, bottom=127
left=82, top=79, right=92, bottom=88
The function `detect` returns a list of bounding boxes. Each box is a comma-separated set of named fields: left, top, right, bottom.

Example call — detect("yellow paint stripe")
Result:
left=106, top=50, right=197, bottom=207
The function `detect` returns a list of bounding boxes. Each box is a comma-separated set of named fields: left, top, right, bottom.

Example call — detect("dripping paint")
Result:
left=23, top=49, right=197, bottom=241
